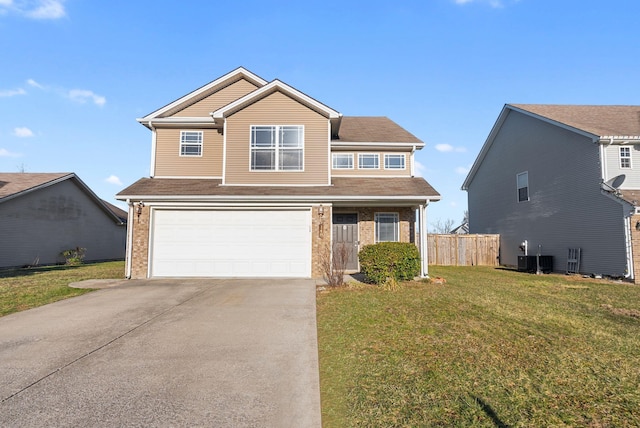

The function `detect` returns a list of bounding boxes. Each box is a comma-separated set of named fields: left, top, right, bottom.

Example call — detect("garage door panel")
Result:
left=151, top=209, right=311, bottom=278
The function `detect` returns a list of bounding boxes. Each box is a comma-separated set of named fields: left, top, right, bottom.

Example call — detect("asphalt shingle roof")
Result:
left=511, top=104, right=640, bottom=137
left=117, top=177, right=440, bottom=199
left=0, top=173, right=70, bottom=199
left=335, top=117, right=423, bottom=144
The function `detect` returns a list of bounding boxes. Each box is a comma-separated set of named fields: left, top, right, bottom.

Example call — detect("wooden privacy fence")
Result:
left=428, top=234, right=500, bottom=266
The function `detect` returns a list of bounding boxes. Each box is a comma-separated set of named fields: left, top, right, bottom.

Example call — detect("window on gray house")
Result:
left=620, top=146, right=631, bottom=168
left=517, top=172, right=529, bottom=202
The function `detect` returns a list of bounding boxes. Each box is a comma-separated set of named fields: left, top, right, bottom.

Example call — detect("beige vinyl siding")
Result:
left=170, top=79, right=259, bottom=117
left=330, top=150, right=412, bottom=176
left=154, top=128, right=223, bottom=177
left=225, top=91, right=329, bottom=185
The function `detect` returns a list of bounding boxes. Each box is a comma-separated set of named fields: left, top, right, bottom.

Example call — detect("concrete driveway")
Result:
left=0, top=279, right=321, bottom=427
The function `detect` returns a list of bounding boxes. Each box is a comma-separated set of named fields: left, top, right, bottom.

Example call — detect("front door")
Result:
left=332, top=213, right=359, bottom=271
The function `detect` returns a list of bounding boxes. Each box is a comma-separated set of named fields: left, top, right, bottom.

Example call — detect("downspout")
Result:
left=149, top=121, right=157, bottom=177
left=410, top=145, right=416, bottom=177
left=419, top=202, right=429, bottom=277
left=125, top=199, right=134, bottom=279
left=624, top=215, right=634, bottom=279
left=600, top=137, right=613, bottom=181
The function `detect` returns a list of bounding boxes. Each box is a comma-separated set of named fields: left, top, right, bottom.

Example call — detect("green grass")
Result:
left=317, top=266, right=640, bottom=427
left=0, top=261, right=125, bottom=317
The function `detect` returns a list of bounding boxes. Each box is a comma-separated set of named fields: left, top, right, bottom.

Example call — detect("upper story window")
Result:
left=620, top=146, right=632, bottom=168
left=332, top=153, right=354, bottom=169
left=375, top=212, right=399, bottom=242
left=358, top=153, right=379, bottom=169
left=384, top=154, right=406, bottom=169
left=251, top=125, right=303, bottom=171
left=180, top=131, right=203, bottom=156
left=517, top=171, right=529, bottom=203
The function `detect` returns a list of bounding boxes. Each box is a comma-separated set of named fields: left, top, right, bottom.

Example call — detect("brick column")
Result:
left=311, top=205, right=332, bottom=278
left=130, top=204, right=150, bottom=279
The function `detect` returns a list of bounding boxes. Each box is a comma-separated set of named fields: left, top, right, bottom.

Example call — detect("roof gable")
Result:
left=212, top=79, right=341, bottom=120
left=0, top=172, right=125, bottom=224
left=138, top=67, right=268, bottom=127
left=462, top=104, right=640, bottom=190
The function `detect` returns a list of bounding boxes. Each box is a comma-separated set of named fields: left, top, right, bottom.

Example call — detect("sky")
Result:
left=1, top=0, right=639, bottom=230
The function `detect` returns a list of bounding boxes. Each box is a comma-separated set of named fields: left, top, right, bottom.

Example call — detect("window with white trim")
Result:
left=358, top=153, right=379, bottom=169
left=620, top=146, right=631, bottom=168
left=251, top=125, right=303, bottom=171
left=180, top=131, right=203, bottom=156
left=332, top=153, right=354, bottom=169
left=375, top=212, right=399, bottom=242
left=384, top=154, right=405, bottom=169
left=517, top=171, right=529, bottom=203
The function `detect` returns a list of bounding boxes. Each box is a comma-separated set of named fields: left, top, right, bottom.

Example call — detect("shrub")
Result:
left=358, top=242, right=421, bottom=285
left=320, top=242, right=351, bottom=287
left=60, top=247, right=86, bottom=265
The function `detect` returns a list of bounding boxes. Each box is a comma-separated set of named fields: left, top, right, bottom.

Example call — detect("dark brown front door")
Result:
left=332, top=213, right=359, bottom=271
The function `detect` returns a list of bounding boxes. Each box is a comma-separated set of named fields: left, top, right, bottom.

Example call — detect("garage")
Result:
left=150, top=209, right=311, bottom=277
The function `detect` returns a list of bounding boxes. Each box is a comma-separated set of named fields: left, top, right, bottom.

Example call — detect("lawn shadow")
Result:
left=0, top=264, right=83, bottom=279
left=472, top=395, right=511, bottom=428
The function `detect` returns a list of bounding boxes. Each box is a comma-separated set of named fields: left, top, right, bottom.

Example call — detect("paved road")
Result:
left=0, top=279, right=321, bottom=427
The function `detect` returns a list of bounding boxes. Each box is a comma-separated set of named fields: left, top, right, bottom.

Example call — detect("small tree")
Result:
left=430, top=218, right=455, bottom=234
left=320, top=242, right=351, bottom=287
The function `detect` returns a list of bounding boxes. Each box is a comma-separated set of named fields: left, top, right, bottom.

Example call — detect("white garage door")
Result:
left=150, top=209, right=311, bottom=278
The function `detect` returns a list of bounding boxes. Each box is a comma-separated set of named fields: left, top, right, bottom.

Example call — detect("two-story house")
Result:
left=462, top=104, right=640, bottom=281
left=117, top=67, right=440, bottom=279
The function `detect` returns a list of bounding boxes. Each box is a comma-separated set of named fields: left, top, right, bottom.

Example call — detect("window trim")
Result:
left=250, top=125, right=304, bottom=172
left=620, top=146, right=632, bottom=169
left=179, top=130, right=203, bottom=157
left=517, top=171, right=529, bottom=203
left=358, top=153, right=380, bottom=169
left=374, top=212, right=400, bottom=243
left=332, top=153, right=354, bottom=169
left=384, top=153, right=406, bottom=170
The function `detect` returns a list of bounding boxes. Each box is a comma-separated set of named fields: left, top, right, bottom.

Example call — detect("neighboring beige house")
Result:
left=0, top=173, right=126, bottom=269
left=117, top=67, right=440, bottom=279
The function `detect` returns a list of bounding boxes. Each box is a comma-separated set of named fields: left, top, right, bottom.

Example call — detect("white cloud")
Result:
left=0, top=0, right=66, bottom=19
left=414, top=160, right=425, bottom=177
left=13, top=127, right=34, bottom=137
left=26, top=78, right=43, bottom=89
left=0, top=87, right=26, bottom=97
left=435, top=143, right=467, bottom=153
left=456, top=166, right=470, bottom=175
left=0, top=148, right=21, bottom=157
left=105, top=175, right=123, bottom=186
left=68, top=89, right=106, bottom=106
left=25, top=0, right=65, bottom=19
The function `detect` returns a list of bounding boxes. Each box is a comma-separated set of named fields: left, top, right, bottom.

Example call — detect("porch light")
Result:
left=136, top=201, right=145, bottom=221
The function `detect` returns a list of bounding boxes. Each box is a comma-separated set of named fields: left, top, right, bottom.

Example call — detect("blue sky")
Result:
left=1, top=0, right=639, bottom=229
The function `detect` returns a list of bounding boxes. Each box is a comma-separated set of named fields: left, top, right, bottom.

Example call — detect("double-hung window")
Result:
left=180, top=131, right=203, bottom=156
left=517, top=171, right=529, bottom=203
left=332, top=153, right=354, bottom=169
left=384, top=154, right=405, bottom=169
left=620, top=146, right=631, bottom=168
left=375, top=212, right=399, bottom=242
left=251, top=125, right=303, bottom=171
left=358, top=153, right=379, bottom=169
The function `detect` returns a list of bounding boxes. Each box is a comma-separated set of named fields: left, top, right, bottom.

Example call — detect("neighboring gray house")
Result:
left=0, top=173, right=127, bottom=269
left=462, top=104, right=640, bottom=281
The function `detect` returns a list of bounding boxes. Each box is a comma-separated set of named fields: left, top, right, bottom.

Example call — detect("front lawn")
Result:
left=0, top=261, right=125, bottom=317
left=317, top=266, right=640, bottom=427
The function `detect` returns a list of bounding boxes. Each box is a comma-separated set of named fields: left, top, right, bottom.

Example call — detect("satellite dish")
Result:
left=605, top=174, right=626, bottom=189
left=602, top=174, right=625, bottom=193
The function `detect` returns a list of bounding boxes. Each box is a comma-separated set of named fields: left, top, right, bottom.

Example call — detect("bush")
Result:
left=60, top=247, right=86, bottom=265
left=358, top=242, right=421, bottom=285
